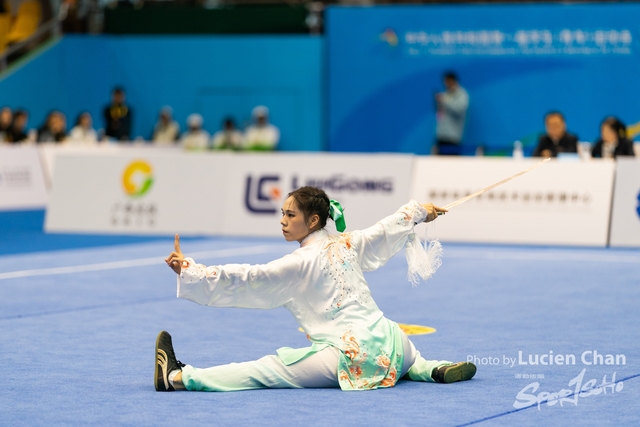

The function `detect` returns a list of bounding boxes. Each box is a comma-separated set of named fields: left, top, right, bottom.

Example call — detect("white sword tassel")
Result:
left=438, top=158, right=550, bottom=214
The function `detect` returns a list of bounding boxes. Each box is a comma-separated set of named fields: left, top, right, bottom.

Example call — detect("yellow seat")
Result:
left=6, top=0, right=42, bottom=44
left=0, top=12, right=11, bottom=53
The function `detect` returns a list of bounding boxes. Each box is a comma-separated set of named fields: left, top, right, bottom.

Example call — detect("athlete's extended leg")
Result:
left=181, top=348, right=339, bottom=391
left=155, top=331, right=340, bottom=392
left=400, top=332, right=476, bottom=384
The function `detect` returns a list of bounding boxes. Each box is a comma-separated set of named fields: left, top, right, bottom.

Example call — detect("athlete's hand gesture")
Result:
left=165, top=234, right=184, bottom=274
left=422, top=203, right=447, bottom=223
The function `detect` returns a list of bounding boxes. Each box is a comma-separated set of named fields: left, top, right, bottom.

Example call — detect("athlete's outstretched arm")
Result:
left=349, top=200, right=444, bottom=272
left=166, top=234, right=301, bottom=309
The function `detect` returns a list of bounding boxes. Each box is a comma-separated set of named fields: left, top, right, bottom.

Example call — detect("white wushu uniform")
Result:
left=177, top=200, right=451, bottom=391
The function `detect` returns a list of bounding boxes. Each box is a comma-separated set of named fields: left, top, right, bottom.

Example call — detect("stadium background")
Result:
left=1, top=2, right=640, bottom=426
left=2, top=2, right=640, bottom=154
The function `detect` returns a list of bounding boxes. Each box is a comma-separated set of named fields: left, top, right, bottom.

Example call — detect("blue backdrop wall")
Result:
left=327, top=3, right=640, bottom=154
left=0, top=35, right=324, bottom=151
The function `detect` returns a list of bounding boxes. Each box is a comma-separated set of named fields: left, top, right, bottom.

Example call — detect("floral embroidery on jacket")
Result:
left=379, top=366, right=398, bottom=388
left=321, top=234, right=374, bottom=320
left=322, top=235, right=360, bottom=315
left=339, top=331, right=370, bottom=388
left=338, top=330, right=402, bottom=390
left=342, top=331, right=366, bottom=363
left=397, top=201, right=427, bottom=225
left=375, top=354, right=391, bottom=369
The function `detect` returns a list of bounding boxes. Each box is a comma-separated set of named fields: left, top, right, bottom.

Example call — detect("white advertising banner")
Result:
left=410, top=157, right=616, bottom=246
left=38, top=143, right=182, bottom=189
left=0, top=146, right=48, bottom=210
left=609, top=158, right=640, bottom=247
left=45, top=152, right=229, bottom=235
left=45, top=152, right=413, bottom=237
left=218, top=153, right=414, bottom=237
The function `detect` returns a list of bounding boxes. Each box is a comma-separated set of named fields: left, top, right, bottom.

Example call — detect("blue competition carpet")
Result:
left=1, top=224, right=639, bottom=425
left=0, top=210, right=209, bottom=255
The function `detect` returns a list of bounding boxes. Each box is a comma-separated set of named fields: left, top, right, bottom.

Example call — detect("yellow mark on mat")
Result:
left=298, top=323, right=436, bottom=336
left=397, top=324, right=436, bottom=335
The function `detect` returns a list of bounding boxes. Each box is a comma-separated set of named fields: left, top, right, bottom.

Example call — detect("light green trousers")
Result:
left=181, top=335, right=451, bottom=392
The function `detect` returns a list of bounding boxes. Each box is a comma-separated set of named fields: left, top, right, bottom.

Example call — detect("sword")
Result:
left=437, top=158, right=550, bottom=214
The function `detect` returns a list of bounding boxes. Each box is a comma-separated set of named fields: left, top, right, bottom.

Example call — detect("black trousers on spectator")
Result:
left=436, top=139, right=462, bottom=155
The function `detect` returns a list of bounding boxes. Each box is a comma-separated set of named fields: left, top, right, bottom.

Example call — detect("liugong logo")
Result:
left=244, top=175, right=282, bottom=214
left=244, top=174, right=394, bottom=214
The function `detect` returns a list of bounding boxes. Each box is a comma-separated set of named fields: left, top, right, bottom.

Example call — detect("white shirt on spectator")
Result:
left=153, top=121, right=180, bottom=145
left=180, top=130, right=210, bottom=151
left=212, top=129, right=244, bottom=150
left=244, top=124, right=280, bottom=151
left=68, top=126, right=98, bottom=144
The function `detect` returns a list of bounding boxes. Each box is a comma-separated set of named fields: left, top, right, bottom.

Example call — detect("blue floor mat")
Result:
left=0, top=209, right=176, bottom=255
left=1, top=236, right=639, bottom=426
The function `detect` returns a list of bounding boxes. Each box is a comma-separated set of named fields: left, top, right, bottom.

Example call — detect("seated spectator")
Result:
left=212, top=117, right=243, bottom=150
left=152, top=106, right=180, bottom=145
left=533, top=111, right=578, bottom=158
left=68, top=112, right=98, bottom=143
left=60, top=0, right=87, bottom=33
left=591, top=117, right=635, bottom=159
left=244, top=106, right=280, bottom=151
left=37, top=111, right=67, bottom=143
left=7, top=109, right=30, bottom=143
left=104, top=87, right=132, bottom=141
left=0, top=106, right=13, bottom=142
left=180, top=113, right=209, bottom=150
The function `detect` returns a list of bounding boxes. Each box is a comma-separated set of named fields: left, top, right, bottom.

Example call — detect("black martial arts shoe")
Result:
left=431, top=362, right=477, bottom=384
left=155, top=330, right=186, bottom=392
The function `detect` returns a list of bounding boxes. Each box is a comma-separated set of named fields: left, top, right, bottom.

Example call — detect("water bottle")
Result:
left=578, top=141, right=592, bottom=160
left=513, top=140, right=524, bottom=159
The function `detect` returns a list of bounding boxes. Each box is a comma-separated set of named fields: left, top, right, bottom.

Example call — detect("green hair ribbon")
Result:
left=329, top=199, right=346, bottom=232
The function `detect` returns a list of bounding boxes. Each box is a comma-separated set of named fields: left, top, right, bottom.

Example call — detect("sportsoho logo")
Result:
left=245, top=174, right=394, bottom=214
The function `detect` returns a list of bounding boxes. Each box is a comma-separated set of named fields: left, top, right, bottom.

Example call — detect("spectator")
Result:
left=37, top=111, right=67, bottom=143
left=591, top=117, right=635, bottom=159
left=434, top=71, right=469, bottom=155
left=60, top=0, right=87, bottom=33
left=245, top=106, right=280, bottom=151
left=180, top=113, right=209, bottom=150
left=68, top=112, right=98, bottom=143
left=104, top=87, right=132, bottom=141
left=0, top=106, right=12, bottom=142
left=7, top=109, right=29, bottom=143
left=212, top=117, right=243, bottom=150
left=533, top=111, right=578, bottom=158
left=152, top=106, right=180, bottom=145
